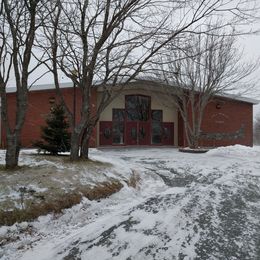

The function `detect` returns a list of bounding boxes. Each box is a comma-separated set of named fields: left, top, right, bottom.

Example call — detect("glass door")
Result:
left=125, top=95, right=151, bottom=145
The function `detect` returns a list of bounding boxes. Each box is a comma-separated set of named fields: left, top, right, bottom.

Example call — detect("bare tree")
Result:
left=38, top=0, right=170, bottom=160
left=0, top=0, right=44, bottom=168
left=154, top=30, right=258, bottom=148
left=38, top=0, right=259, bottom=159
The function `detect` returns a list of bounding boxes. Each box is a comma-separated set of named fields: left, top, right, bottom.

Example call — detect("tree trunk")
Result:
left=5, top=133, right=20, bottom=169
left=80, top=124, right=94, bottom=160
left=80, top=135, right=90, bottom=160
left=183, top=120, right=192, bottom=147
left=70, top=131, right=81, bottom=161
left=182, top=107, right=202, bottom=149
left=190, top=134, right=199, bottom=149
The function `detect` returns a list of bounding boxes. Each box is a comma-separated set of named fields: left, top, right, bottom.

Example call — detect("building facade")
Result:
left=0, top=80, right=258, bottom=148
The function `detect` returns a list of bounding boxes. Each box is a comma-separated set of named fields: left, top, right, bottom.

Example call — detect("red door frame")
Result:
left=125, top=121, right=138, bottom=145
left=99, top=95, right=175, bottom=146
left=99, top=121, right=113, bottom=145
left=162, top=122, right=174, bottom=145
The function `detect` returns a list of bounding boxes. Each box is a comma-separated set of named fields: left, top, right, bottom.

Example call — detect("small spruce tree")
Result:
left=35, top=104, right=71, bottom=154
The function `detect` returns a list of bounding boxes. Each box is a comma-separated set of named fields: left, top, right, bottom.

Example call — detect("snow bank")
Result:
left=207, top=144, right=260, bottom=157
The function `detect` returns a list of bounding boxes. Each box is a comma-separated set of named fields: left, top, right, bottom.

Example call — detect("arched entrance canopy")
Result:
left=99, top=94, right=174, bottom=146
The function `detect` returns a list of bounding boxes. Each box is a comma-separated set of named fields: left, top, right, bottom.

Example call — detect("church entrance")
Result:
left=99, top=95, right=174, bottom=146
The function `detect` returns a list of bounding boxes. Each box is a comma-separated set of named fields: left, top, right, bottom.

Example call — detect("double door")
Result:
left=125, top=121, right=150, bottom=145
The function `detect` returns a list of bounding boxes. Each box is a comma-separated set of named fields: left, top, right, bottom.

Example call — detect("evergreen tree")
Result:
left=35, top=104, right=71, bottom=154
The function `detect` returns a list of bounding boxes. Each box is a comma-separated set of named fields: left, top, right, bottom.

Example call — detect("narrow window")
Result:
left=112, top=109, right=125, bottom=144
left=151, top=110, right=162, bottom=144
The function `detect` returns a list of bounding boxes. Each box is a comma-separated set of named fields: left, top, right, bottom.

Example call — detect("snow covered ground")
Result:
left=1, top=145, right=260, bottom=260
left=0, top=149, right=133, bottom=214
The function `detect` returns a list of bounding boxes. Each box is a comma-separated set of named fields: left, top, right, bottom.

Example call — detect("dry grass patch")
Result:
left=80, top=181, right=123, bottom=200
left=0, top=181, right=124, bottom=226
left=127, top=170, right=141, bottom=189
left=0, top=193, right=81, bottom=226
left=0, top=152, right=137, bottom=226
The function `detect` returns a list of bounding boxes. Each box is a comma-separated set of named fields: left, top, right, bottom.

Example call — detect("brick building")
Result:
left=1, top=80, right=258, bottom=148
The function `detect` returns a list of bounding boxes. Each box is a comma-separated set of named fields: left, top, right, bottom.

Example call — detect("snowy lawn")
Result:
left=0, top=149, right=134, bottom=225
left=1, top=145, right=260, bottom=260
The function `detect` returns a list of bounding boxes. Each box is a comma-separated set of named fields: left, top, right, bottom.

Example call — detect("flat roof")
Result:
left=216, top=93, right=259, bottom=105
left=6, top=80, right=259, bottom=105
left=6, top=82, right=73, bottom=93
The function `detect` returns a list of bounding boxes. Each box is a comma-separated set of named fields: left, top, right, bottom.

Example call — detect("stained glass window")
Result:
left=126, top=95, right=150, bottom=122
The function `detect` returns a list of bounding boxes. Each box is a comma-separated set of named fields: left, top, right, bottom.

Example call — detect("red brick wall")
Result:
left=1, top=87, right=97, bottom=148
left=177, top=97, right=253, bottom=147
left=199, top=98, right=253, bottom=147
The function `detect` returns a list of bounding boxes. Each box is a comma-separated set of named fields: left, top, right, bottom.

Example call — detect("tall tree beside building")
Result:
left=154, top=30, right=257, bottom=148
left=0, top=0, right=43, bottom=168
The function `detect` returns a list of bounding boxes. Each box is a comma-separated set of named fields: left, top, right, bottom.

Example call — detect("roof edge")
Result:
left=6, top=82, right=73, bottom=93
left=216, top=93, right=259, bottom=105
left=5, top=79, right=260, bottom=105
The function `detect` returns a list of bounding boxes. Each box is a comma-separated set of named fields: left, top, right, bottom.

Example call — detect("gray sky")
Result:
left=241, top=27, right=260, bottom=118
left=30, top=31, right=260, bottom=117
left=4, top=1, right=260, bottom=117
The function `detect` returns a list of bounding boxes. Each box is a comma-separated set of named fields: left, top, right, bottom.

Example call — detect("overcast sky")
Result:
left=25, top=29, right=260, bottom=87
left=29, top=30, right=260, bottom=117
left=4, top=2, right=260, bottom=117
left=241, top=23, right=260, bottom=118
